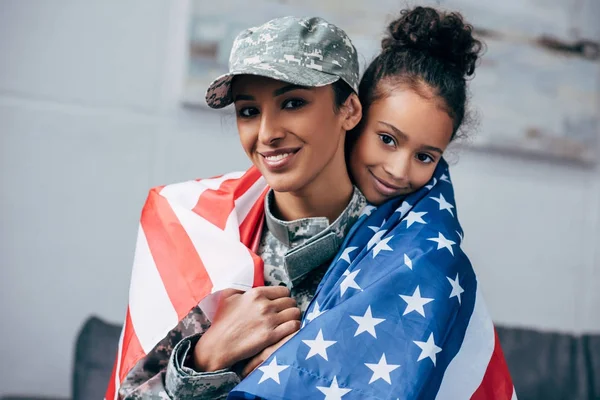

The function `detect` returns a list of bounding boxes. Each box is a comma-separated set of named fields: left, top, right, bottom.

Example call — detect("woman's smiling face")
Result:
left=233, top=75, right=354, bottom=194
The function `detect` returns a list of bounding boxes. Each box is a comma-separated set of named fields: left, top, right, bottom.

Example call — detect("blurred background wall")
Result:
left=0, top=0, right=598, bottom=397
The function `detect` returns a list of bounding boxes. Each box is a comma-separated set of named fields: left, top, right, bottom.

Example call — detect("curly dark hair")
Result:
left=350, top=6, right=483, bottom=147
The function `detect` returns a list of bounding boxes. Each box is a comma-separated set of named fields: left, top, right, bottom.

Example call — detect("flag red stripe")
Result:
left=193, top=168, right=262, bottom=230
left=471, top=329, right=514, bottom=400
left=238, top=183, right=267, bottom=288
left=105, top=361, right=117, bottom=400
left=117, top=308, right=145, bottom=383
left=141, top=188, right=213, bottom=318
left=107, top=168, right=269, bottom=398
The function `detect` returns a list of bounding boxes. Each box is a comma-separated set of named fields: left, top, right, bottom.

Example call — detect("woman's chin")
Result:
left=264, top=175, right=303, bottom=194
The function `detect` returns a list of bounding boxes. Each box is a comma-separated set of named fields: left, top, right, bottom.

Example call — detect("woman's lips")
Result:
left=259, top=148, right=301, bottom=171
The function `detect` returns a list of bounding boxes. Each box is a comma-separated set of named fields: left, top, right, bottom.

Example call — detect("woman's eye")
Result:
left=282, top=98, right=306, bottom=109
left=378, top=134, right=396, bottom=147
left=238, top=107, right=259, bottom=118
left=417, top=153, right=434, bottom=164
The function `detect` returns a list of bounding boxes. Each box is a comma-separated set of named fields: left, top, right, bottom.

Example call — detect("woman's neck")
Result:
left=272, top=152, right=354, bottom=223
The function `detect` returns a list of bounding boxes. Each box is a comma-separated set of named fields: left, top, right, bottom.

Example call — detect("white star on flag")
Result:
left=368, top=219, right=386, bottom=233
left=430, top=194, right=455, bottom=217
left=350, top=306, right=385, bottom=338
left=427, top=232, right=456, bottom=256
left=404, top=211, right=427, bottom=228
left=404, top=254, right=413, bottom=270
left=440, top=173, right=451, bottom=183
left=340, top=269, right=361, bottom=296
left=306, top=301, right=326, bottom=322
left=447, top=273, right=464, bottom=304
left=367, top=229, right=388, bottom=251
left=257, top=357, right=289, bottom=384
left=303, top=329, right=337, bottom=361
left=425, top=177, right=437, bottom=190
left=399, top=286, right=434, bottom=317
left=338, top=246, right=358, bottom=264
left=394, top=201, right=412, bottom=217
left=414, top=333, right=442, bottom=366
left=360, top=205, right=376, bottom=217
left=373, top=235, right=394, bottom=258
left=365, top=354, right=401, bottom=384
left=316, top=376, right=351, bottom=399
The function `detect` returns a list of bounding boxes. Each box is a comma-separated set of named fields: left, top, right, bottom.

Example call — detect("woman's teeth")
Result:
left=265, top=153, right=291, bottom=161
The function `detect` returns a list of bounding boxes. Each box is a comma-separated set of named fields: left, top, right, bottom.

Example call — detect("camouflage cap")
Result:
left=205, top=16, right=360, bottom=109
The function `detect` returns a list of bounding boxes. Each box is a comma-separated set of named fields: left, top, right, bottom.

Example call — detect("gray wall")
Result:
left=0, top=0, right=599, bottom=397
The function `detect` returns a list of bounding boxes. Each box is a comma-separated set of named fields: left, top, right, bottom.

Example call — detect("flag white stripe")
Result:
left=224, top=175, right=267, bottom=238
left=128, top=225, right=179, bottom=354
left=511, top=387, right=518, bottom=400
left=168, top=200, right=255, bottom=293
left=435, top=285, right=495, bottom=399
left=112, top=322, right=126, bottom=400
left=236, top=175, right=267, bottom=224
left=160, top=171, right=245, bottom=211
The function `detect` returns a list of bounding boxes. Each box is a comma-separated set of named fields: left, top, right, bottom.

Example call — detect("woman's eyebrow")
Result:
left=273, top=84, right=311, bottom=97
left=234, top=84, right=310, bottom=102
left=234, top=94, right=254, bottom=102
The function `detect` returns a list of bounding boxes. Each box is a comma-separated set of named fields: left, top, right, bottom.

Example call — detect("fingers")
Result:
left=252, top=285, right=291, bottom=300
left=272, top=318, right=302, bottom=340
left=241, top=355, right=264, bottom=378
left=274, top=306, right=302, bottom=326
left=269, top=296, right=297, bottom=313
left=241, top=331, right=299, bottom=378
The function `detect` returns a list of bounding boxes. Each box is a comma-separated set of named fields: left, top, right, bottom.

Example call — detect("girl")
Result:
left=231, top=7, right=516, bottom=400
left=348, top=6, right=480, bottom=206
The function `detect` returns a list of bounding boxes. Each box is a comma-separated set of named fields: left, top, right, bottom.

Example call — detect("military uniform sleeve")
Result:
left=117, top=305, right=240, bottom=399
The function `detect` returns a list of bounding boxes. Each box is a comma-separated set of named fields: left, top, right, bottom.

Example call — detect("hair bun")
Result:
left=382, top=6, right=482, bottom=77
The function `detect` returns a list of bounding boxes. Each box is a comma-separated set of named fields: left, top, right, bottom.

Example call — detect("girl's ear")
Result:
left=341, top=93, right=363, bottom=131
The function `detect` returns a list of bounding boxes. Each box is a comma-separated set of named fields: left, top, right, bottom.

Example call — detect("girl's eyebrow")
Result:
left=378, top=121, right=443, bottom=154
left=378, top=121, right=407, bottom=140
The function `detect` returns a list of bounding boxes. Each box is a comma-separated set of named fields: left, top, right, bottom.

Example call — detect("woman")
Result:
left=108, top=15, right=366, bottom=400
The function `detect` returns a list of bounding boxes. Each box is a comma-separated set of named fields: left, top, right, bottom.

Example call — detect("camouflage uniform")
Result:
left=118, top=15, right=363, bottom=399
left=118, top=188, right=366, bottom=399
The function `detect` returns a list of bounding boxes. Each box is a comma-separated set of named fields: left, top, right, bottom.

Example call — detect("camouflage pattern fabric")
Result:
left=262, top=187, right=366, bottom=313
left=117, top=188, right=366, bottom=399
left=205, top=16, right=360, bottom=109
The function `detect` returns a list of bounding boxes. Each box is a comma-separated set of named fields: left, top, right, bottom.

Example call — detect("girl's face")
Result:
left=350, top=89, right=454, bottom=205
left=233, top=76, right=359, bottom=194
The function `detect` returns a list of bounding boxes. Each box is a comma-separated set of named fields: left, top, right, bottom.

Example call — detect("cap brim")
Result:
left=205, top=62, right=340, bottom=109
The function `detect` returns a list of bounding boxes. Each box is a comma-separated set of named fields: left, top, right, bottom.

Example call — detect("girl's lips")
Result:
left=369, top=170, right=407, bottom=196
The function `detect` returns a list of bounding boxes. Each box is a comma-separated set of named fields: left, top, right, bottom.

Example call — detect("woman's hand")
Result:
left=240, top=331, right=298, bottom=378
left=193, top=286, right=301, bottom=372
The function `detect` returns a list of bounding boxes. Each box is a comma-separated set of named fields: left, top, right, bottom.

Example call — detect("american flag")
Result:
left=105, top=167, right=270, bottom=400
left=105, top=160, right=515, bottom=400
left=228, top=159, right=516, bottom=400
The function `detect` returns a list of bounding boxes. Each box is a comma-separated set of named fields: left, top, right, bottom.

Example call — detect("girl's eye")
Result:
left=238, top=107, right=259, bottom=118
left=416, top=153, right=435, bottom=164
left=282, top=98, right=306, bottom=109
left=378, top=133, right=396, bottom=147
